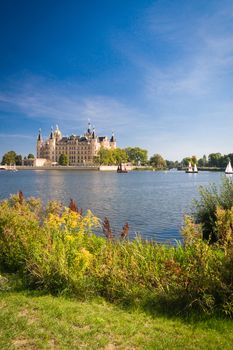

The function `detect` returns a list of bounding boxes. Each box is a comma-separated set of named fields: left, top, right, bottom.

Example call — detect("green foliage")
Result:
left=166, top=160, right=179, bottom=169
left=1, top=151, right=17, bottom=165
left=27, top=153, right=35, bottom=159
left=150, top=154, right=167, bottom=169
left=96, top=147, right=128, bottom=165
left=15, top=154, right=22, bottom=165
left=208, top=153, right=223, bottom=167
left=191, top=155, right=197, bottom=166
left=182, top=156, right=197, bottom=167
left=112, top=148, right=128, bottom=165
left=193, top=177, right=233, bottom=242
left=198, top=155, right=207, bottom=167
left=0, top=192, right=233, bottom=316
left=59, top=153, right=69, bottom=166
left=181, top=157, right=191, bottom=167
left=125, top=147, right=148, bottom=165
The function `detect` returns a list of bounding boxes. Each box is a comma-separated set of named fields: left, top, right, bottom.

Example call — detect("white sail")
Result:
left=188, top=162, right=193, bottom=172
left=225, top=161, right=233, bottom=174
left=193, top=164, right=198, bottom=172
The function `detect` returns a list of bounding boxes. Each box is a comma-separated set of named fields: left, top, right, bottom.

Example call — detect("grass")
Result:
left=0, top=290, right=233, bottom=350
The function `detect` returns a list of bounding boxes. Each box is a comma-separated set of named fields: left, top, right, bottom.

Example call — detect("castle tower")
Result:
left=54, top=125, right=62, bottom=142
left=36, top=129, right=43, bottom=158
left=110, top=132, right=116, bottom=149
left=48, top=127, right=56, bottom=162
left=87, top=121, right=91, bottom=134
left=92, top=126, right=96, bottom=139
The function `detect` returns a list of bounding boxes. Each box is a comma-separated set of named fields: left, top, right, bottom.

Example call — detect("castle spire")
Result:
left=50, top=126, right=54, bottom=139
left=110, top=131, right=116, bottom=143
left=87, top=119, right=91, bottom=134
left=92, top=125, right=96, bottom=139
left=37, top=128, right=42, bottom=141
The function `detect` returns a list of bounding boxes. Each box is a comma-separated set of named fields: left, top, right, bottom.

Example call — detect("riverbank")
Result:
left=1, top=190, right=233, bottom=317
left=11, top=165, right=135, bottom=171
left=11, top=165, right=226, bottom=172
left=178, top=166, right=225, bottom=172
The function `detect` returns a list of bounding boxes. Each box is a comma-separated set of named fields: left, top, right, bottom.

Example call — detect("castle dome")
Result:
left=54, top=125, right=62, bottom=140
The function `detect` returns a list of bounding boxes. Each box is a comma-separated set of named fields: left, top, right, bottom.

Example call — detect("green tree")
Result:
left=181, top=157, right=191, bottom=167
left=208, top=153, right=222, bottom=167
left=125, top=147, right=148, bottom=165
left=112, top=148, right=128, bottom=165
left=15, top=155, right=22, bottom=165
left=166, top=160, right=179, bottom=169
left=96, top=148, right=114, bottom=165
left=59, top=154, right=69, bottom=166
left=27, top=153, right=35, bottom=159
left=150, top=154, right=167, bottom=169
left=1, top=151, right=17, bottom=165
left=191, top=155, right=197, bottom=166
left=96, top=147, right=128, bottom=165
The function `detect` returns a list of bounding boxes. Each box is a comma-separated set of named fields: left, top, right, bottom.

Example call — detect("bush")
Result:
left=0, top=192, right=233, bottom=316
left=193, top=176, right=233, bottom=242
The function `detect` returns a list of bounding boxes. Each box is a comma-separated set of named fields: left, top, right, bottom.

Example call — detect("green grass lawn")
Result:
left=0, top=291, right=233, bottom=350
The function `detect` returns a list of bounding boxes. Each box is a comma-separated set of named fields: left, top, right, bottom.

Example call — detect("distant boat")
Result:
left=193, top=164, right=198, bottom=173
left=12, top=164, right=18, bottom=172
left=3, top=164, right=18, bottom=172
left=225, top=160, right=233, bottom=174
left=117, top=163, right=128, bottom=173
left=185, top=162, right=198, bottom=173
left=185, top=162, right=193, bottom=173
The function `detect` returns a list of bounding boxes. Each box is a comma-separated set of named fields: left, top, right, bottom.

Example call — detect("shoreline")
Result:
left=0, top=165, right=226, bottom=172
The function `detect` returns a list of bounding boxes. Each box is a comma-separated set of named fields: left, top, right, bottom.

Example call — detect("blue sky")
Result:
left=1, top=0, right=233, bottom=160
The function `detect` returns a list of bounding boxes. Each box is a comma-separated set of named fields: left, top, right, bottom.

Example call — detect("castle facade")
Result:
left=36, top=124, right=116, bottom=165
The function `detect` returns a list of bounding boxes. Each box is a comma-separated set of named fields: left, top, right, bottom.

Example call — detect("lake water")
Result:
left=0, top=170, right=225, bottom=242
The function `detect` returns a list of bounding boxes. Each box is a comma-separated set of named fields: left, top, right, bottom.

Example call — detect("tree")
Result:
left=96, top=148, right=114, bottom=165
left=150, top=154, right=167, bottom=169
left=96, top=147, right=128, bottom=165
left=208, top=153, right=222, bottom=167
left=191, top=155, right=197, bottom=166
left=15, top=155, right=22, bottom=165
left=1, top=151, right=17, bottom=165
left=198, top=155, right=207, bottom=167
left=203, top=155, right=207, bottom=166
left=112, top=148, right=128, bottom=165
left=27, top=153, right=35, bottom=159
left=181, top=157, right=191, bottom=167
left=125, top=147, right=148, bottom=165
left=59, top=154, right=69, bottom=166
left=166, top=160, right=179, bottom=169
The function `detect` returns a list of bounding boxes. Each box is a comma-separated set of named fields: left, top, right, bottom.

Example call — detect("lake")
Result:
left=0, top=170, right=225, bottom=242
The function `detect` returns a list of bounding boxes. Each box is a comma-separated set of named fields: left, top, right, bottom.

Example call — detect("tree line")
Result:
left=2, top=149, right=233, bottom=169
left=181, top=153, right=233, bottom=168
left=1, top=151, right=34, bottom=165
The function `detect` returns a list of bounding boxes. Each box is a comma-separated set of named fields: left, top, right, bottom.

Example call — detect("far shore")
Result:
left=1, top=165, right=226, bottom=172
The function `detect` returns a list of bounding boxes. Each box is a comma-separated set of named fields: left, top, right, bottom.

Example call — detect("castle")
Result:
left=36, top=123, right=116, bottom=165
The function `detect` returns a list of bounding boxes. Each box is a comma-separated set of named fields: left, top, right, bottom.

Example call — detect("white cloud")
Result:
left=0, top=75, right=146, bottom=136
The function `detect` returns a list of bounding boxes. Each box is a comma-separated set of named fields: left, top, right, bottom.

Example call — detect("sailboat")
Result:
left=225, top=160, right=233, bottom=174
left=117, top=163, right=128, bottom=173
left=185, top=162, right=198, bottom=173
left=12, top=164, right=18, bottom=172
left=193, top=164, right=198, bottom=173
left=185, top=162, right=193, bottom=173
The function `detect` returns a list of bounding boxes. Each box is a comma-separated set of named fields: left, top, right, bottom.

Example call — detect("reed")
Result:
left=0, top=191, right=233, bottom=316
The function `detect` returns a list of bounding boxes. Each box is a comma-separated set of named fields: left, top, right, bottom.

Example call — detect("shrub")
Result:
left=193, top=176, right=233, bottom=242
left=0, top=192, right=233, bottom=316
